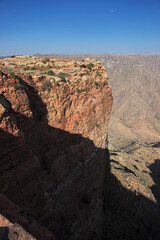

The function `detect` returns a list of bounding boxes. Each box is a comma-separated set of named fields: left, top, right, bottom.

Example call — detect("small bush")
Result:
left=47, top=65, right=53, bottom=68
left=76, top=87, right=80, bottom=93
left=11, top=55, right=16, bottom=58
left=87, top=63, right=94, bottom=71
left=43, top=80, right=52, bottom=92
left=31, top=66, right=37, bottom=70
left=94, top=81, right=99, bottom=88
left=97, top=72, right=102, bottom=77
left=92, top=108, right=96, bottom=113
left=96, top=122, right=100, bottom=128
left=40, top=71, right=47, bottom=75
left=48, top=70, right=55, bottom=76
left=86, top=70, right=90, bottom=76
left=42, top=58, right=50, bottom=64
left=58, top=72, right=70, bottom=78
left=24, top=66, right=29, bottom=71
left=57, top=72, right=70, bottom=82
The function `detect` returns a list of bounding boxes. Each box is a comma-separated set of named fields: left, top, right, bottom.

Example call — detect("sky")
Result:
left=0, top=0, right=160, bottom=56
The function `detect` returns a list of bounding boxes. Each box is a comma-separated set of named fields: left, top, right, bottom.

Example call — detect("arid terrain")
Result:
left=35, top=54, right=160, bottom=239
left=0, top=56, right=112, bottom=239
left=0, top=54, right=160, bottom=239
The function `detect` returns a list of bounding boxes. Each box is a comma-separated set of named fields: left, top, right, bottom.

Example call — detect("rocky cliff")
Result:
left=0, top=57, right=112, bottom=239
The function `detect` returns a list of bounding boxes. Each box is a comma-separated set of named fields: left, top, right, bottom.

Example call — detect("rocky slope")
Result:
left=34, top=54, right=160, bottom=239
left=37, top=54, right=160, bottom=145
left=0, top=56, right=112, bottom=239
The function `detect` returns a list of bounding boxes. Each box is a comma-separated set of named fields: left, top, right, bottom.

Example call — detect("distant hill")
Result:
left=99, top=55, right=160, bottom=148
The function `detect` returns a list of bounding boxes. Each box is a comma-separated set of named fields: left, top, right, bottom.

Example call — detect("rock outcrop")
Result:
left=0, top=57, right=112, bottom=239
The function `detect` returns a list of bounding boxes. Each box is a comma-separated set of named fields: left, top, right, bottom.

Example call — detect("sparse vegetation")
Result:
left=42, top=58, right=50, bottom=64
left=57, top=72, right=70, bottom=82
left=96, top=122, right=100, bottom=128
left=87, top=63, right=94, bottom=71
left=43, top=80, right=52, bottom=92
left=94, top=81, right=99, bottom=88
left=86, top=70, right=90, bottom=76
left=97, top=72, right=102, bottom=77
left=92, top=108, right=96, bottom=113
left=40, top=71, right=47, bottom=75
left=47, top=65, right=53, bottom=68
left=31, top=66, right=37, bottom=70
left=23, top=66, right=29, bottom=71
left=48, top=70, right=55, bottom=76
left=76, top=87, right=80, bottom=93
left=58, top=72, right=70, bottom=78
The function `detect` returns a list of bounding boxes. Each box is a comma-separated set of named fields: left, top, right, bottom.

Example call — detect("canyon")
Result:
left=0, top=56, right=112, bottom=239
left=0, top=54, right=160, bottom=239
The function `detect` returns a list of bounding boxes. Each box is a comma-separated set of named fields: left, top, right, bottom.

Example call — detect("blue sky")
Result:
left=0, top=0, right=160, bottom=56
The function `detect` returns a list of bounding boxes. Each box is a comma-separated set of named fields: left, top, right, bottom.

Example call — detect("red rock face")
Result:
left=0, top=58, right=112, bottom=240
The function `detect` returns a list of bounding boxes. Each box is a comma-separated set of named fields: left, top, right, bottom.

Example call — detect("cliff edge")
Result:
left=0, top=57, right=112, bottom=239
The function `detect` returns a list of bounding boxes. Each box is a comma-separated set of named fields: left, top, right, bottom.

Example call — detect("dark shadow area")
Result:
left=151, top=142, right=160, bottom=148
left=103, top=159, right=160, bottom=240
left=0, top=227, right=9, bottom=240
left=0, top=76, right=160, bottom=240
left=149, top=159, right=160, bottom=210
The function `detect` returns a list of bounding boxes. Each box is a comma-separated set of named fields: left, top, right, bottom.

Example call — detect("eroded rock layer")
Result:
left=0, top=57, right=112, bottom=240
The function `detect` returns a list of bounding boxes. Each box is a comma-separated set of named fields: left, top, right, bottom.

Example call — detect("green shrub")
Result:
left=96, top=122, right=100, bottom=128
left=40, top=71, right=47, bottom=75
left=57, top=72, right=70, bottom=78
left=42, top=58, right=50, bottom=64
left=86, top=70, right=90, bottom=76
left=76, top=87, right=80, bottom=93
left=94, top=81, right=99, bottom=88
left=87, top=63, right=94, bottom=71
left=31, top=66, right=37, bottom=70
left=97, top=72, right=102, bottom=77
left=47, top=65, right=53, bottom=68
left=57, top=72, right=70, bottom=82
left=43, top=80, right=52, bottom=92
left=24, top=66, right=29, bottom=71
left=48, top=70, right=55, bottom=76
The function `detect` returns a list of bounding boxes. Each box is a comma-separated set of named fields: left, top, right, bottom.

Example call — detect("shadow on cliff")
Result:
left=0, top=227, right=10, bottom=240
left=0, top=78, right=109, bottom=240
left=0, top=78, right=160, bottom=240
